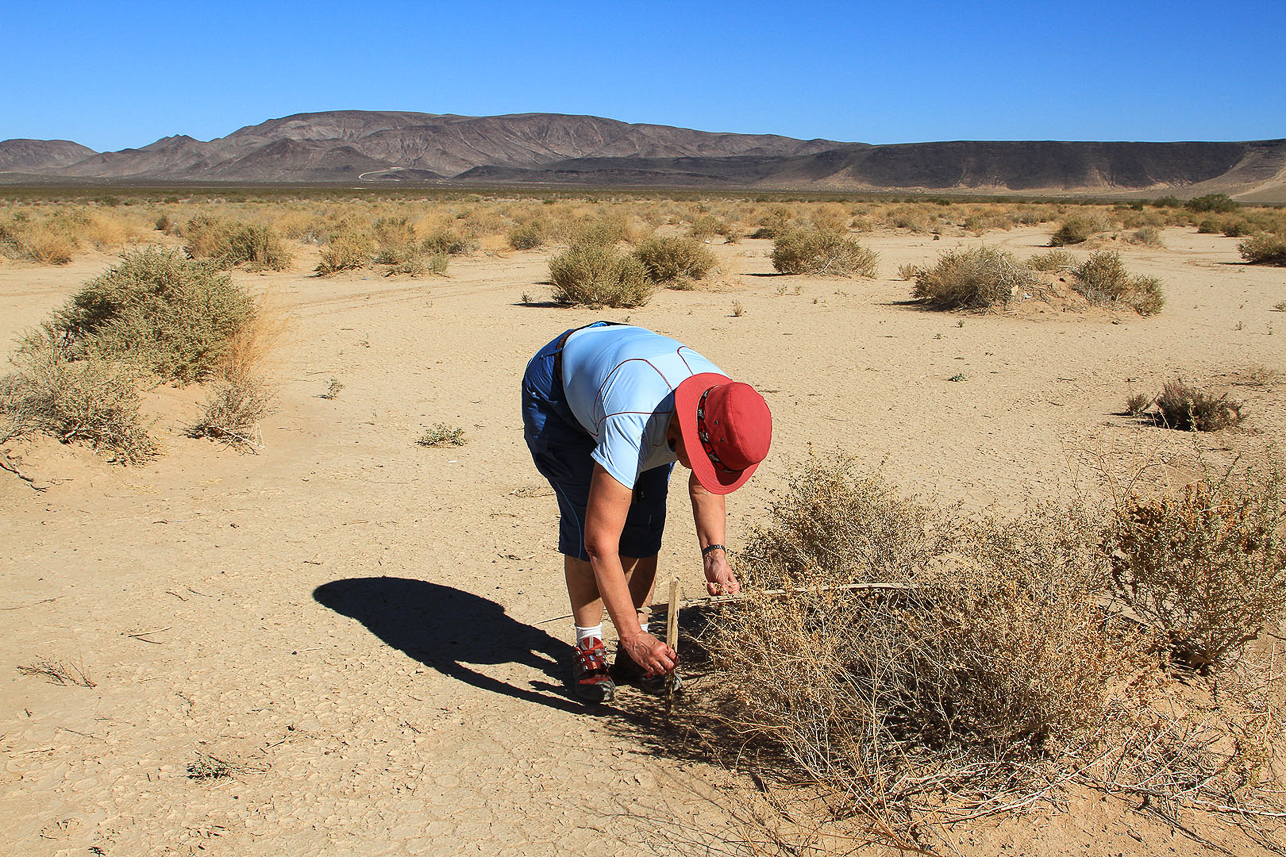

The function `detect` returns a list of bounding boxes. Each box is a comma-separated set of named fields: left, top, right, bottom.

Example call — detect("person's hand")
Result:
left=621, top=631, right=676, bottom=677
left=704, top=550, right=740, bottom=596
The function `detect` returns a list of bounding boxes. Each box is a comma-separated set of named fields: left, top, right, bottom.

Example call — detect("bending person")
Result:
left=521, top=322, right=772, bottom=703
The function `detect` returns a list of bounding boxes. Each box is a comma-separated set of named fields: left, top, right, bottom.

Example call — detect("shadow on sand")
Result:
left=313, top=576, right=589, bottom=714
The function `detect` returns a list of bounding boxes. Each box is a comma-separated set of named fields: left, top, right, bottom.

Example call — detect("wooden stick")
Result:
left=666, top=575, right=680, bottom=700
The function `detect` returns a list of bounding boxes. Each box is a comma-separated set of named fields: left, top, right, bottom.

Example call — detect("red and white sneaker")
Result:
left=571, top=637, right=616, bottom=703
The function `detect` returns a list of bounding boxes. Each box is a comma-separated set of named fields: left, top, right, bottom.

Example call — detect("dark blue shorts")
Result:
left=522, top=326, right=673, bottom=561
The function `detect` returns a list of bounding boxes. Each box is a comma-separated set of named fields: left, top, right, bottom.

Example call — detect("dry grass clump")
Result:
left=1104, top=464, right=1286, bottom=671
left=549, top=242, right=652, bottom=308
left=1239, top=233, right=1286, bottom=266
left=1026, top=248, right=1076, bottom=271
left=1071, top=251, right=1165, bottom=316
left=421, top=226, right=477, bottom=257
left=0, top=332, right=157, bottom=463
left=16, top=658, right=96, bottom=687
left=1152, top=379, right=1243, bottom=431
left=911, top=245, right=1036, bottom=310
left=1124, top=225, right=1164, bottom=247
left=632, top=235, right=717, bottom=286
left=41, top=247, right=255, bottom=383
left=317, top=229, right=374, bottom=275
left=187, top=375, right=273, bottom=452
left=770, top=230, right=878, bottom=277
left=183, top=214, right=291, bottom=271
left=0, top=215, right=78, bottom=264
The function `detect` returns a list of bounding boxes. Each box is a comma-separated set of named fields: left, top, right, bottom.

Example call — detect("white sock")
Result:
left=575, top=624, right=603, bottom=645
left=639, top=622, right=649, bottom=636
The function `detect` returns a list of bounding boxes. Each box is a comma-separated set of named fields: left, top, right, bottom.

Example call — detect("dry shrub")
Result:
left=911, top=245, right=1035, bottom=310
left=1124, top=225, right=1164, bottom=247
left=706, top=456, right=1137, bottom=817
left=183, top=214, right=291, bottom=271
left=1154, top=379, right=1243, bottom=431
left=549, top=242, right=652, bottom=308
left=0, top=331, right=156, bottom=463
left=1071, top=251, right=1165, bottom=316
left=688, top=454, right=1286, bottom=843
left=372, top=216, right=417, bottom=263
left=1026, top=248, right=1075, bottom=272
left=43, top=248, right=255, bottom=384
left=317, top=230, right=373, bottom=275
left=421, top=226, right=476, bottom=256
left=770, top=230, right=878, bottom=277
left=416, top=423, right=466, bottom=447
left=508, top=220, right=545, bottom=250
left=1049, top=213, right=1107, bottom=246
left=1104, top=464, right=1286, bottom=670
left=0, top=218, right=77, bottom=265
left=632, top=235, right=717, bottom=285
left=187, top=374, right=273, bottom=452
left=1240, top=233, right=1286, bottom=266
left=1125, top=390, right=1152, bottom=416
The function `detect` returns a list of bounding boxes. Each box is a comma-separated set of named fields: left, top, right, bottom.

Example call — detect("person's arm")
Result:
left=585, top=463, right=677, bottom=675
left=689, top=471, right=740, bottom=596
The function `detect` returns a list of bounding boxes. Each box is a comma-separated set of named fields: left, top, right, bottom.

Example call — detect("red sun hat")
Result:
left=674, top=373, right=772, bottom=495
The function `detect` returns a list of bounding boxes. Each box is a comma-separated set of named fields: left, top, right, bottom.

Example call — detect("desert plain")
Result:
left=2, top=201, right=1285, bottom=857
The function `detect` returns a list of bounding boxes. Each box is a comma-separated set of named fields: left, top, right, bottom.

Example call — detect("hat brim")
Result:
left=674, top=373, right=759, bottom=495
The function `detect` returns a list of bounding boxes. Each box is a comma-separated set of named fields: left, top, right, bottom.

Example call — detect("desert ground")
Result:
left=2, top=217, right=1284, bottom=856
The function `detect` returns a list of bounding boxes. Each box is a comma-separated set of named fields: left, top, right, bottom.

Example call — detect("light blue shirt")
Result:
left=561, top=325, right=723, bottom=489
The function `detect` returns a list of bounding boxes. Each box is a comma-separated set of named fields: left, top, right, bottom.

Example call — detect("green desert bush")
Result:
left=1186, top=193, right=1239, bottom=214
left=1153, top=379, right=1243, bottom=431
left=549, top=243, right=652, bottom=308
left=0, top=331, right=156, bottom=463
left=912, top=245, right=1036, bottom=310
left=317, top=230, right=374, bottom=275
left=632, top=235, right=717, bottom=285
left=1104, top=465, right=1286, bottom=670
left=1071, top=251, right=1164, bottom=316
left=41, top=247, right=255, bottom=383
left=416, top=423, right=467, bottom=447
left=1239, top=233, right=1286, bottom=266
left=770, top=229, right=878, bottom=277
left=184, top=214, right=291, bottom=271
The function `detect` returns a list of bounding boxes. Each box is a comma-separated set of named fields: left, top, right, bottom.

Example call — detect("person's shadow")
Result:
left=313, top=577, right=589, bottom=714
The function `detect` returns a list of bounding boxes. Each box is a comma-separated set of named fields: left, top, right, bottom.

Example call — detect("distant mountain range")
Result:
left=3, top=111, right=1284, bottom=201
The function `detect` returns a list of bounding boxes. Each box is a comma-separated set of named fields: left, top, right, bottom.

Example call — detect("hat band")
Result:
left=696, top=389, right=737, bottom=474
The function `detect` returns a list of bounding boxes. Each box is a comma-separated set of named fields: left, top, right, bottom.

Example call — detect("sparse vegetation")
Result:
left=1125, top=391, right=1152, bottom=416
left=16, top=658, right=96, bottom=687
left=1186, top=193, right=1239, bottom=214
left=1070, top=251, right=1165, bottom=316
left=508, top=221, right=545, bottom=250
left=770, top=229, right=878, bottom=277
left=548, top=242, right=652, bottom=308
left=322, top=377, right=344, bottom=400
left=1124, top=225, right=1164, bottom=247
left=417, top=423, right=467, bottom=447
left=1153, top=379, right=1243, bottom=431
left=912, top=245, right=1036, bottom=310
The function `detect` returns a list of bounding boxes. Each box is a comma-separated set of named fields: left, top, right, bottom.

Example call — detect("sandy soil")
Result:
left=2, top=227, right=1285, bottom=856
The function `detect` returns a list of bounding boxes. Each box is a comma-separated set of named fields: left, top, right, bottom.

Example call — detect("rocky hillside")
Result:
left=3, top=111, right=1284, bottom=199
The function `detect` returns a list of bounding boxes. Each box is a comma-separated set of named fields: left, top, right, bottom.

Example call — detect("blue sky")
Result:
left=3, top=0, right=1283, bottom=152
